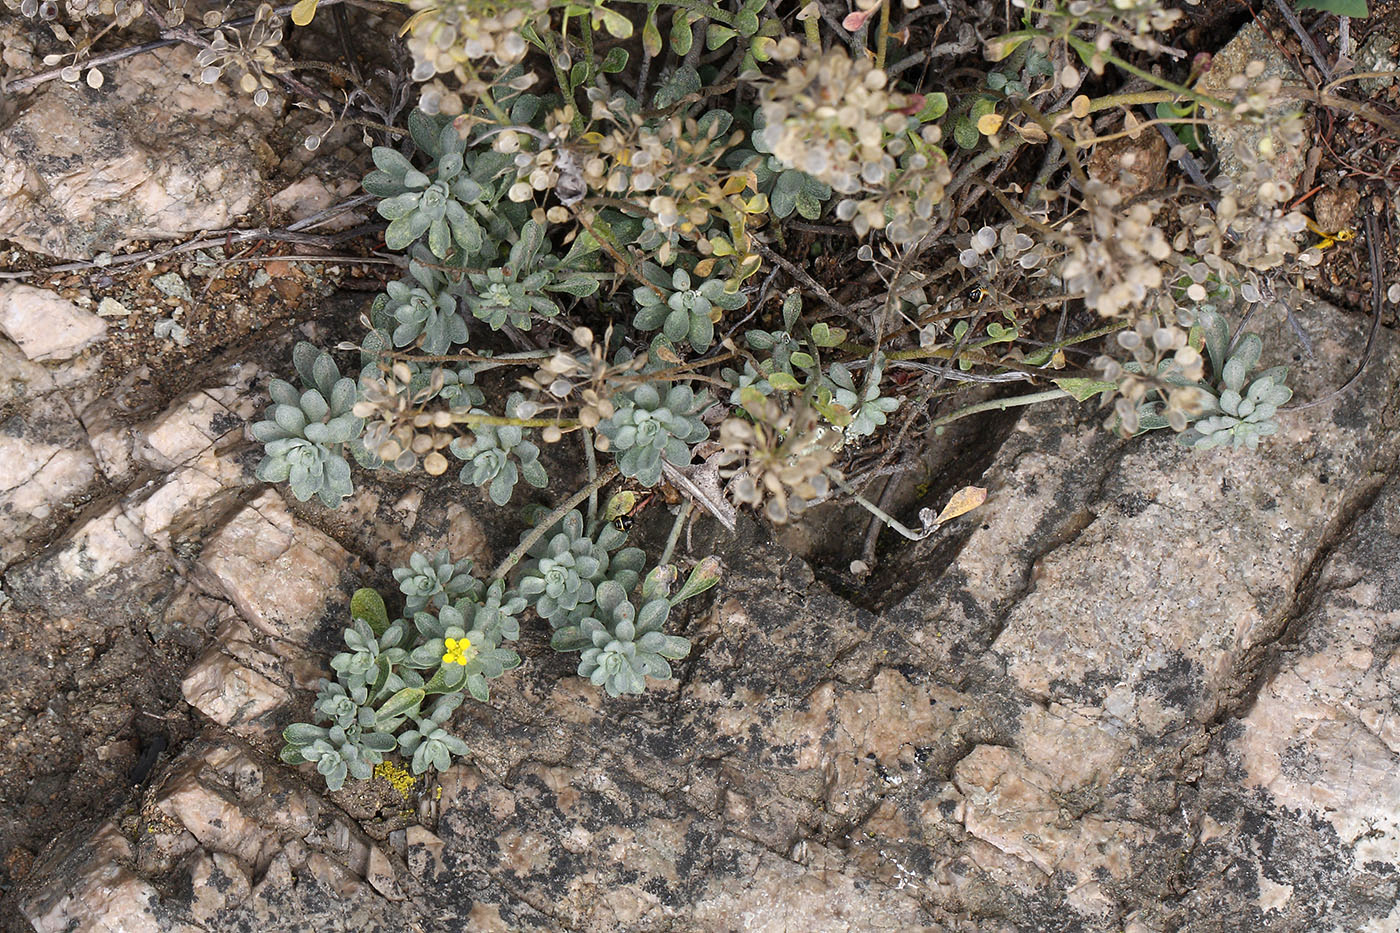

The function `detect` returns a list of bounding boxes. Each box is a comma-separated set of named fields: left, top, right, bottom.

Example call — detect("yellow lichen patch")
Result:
left=374, top=760, right=417, bottom=799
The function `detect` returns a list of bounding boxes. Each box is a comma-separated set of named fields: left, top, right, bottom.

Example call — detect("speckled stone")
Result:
left=0, top=45, right=275, bottom=259
left=1196, top=21, right=1314, bottom=188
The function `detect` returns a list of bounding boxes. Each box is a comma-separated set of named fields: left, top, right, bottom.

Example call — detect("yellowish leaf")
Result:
left=1071, top=94, right=1091, bottom=119
left=933, top=486, right=987, bottom=525
left=1013, top=121, right=1048, bottom=142
left=291, top=0, right=317, bottom=25
left=604, top=491, right=638, bottom=522
left=977, top=112, right=1004, bottom=136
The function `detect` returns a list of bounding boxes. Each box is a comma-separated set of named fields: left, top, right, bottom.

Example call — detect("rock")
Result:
left=1196, top=22, right=1313, bottom=188
left=0, top=393, right=102, bottom=569
left=1087, top=125, right=1167, bottom=198
left=0, top=285, right=106, bottom=361
left=989, top=299, right=1395, bottom=737
left=0, top=45, right=275, bottom=260
left=20, top=737, right=416, bottom=932
left=1171, top=476, right=1400, bottom=930
left=3, top=360, right=262, bottom=611
left=181, top=652, right=290, bottom=740
left=196, top=489, right=356, bottom=647
left=268, top=176, right=365, bottom=231
left=22, top=823, right=163, bottom=933
left=0, top=336, right=57, bottom=413
left=1356, top=26, right=1399, bottom=95
left=13, top=298, right=1400, bottom=933
left=1312, top=186, right=1360, bottom=235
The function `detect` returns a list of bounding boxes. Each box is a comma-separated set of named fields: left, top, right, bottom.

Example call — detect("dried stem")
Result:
left=490, top=464, right=621, bottom=582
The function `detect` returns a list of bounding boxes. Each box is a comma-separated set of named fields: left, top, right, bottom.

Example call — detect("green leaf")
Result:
left=736, top=8, right=760, bottom=35
left=376, top=687, right=425, bottom=726
left=550, top=273, right=600, bottom=297
left=1154, top=101, right=1199, bottom=149
left=651, top=64, right=701, bottom=109
left=985, top=31, right=1033, bottom=62
left=601, top=47, right=629, bottom=73
left=809, top=322, right=847, bottom=347
left=643, top=5, right=663, bottom=56
left=671, top=556, right=721, bottom=604
left=423, top=663, right=467, bottom=695
left=605, top=490, right=638, bottom=522
left=768, top=371, right=802, bottom=392
left=670, top=12, right=694, bottom=54
left=1053, top=377, right=1118, bottom=402
left=595, top=6, right=634, bottom=37
left=984, top=322, right=1018, bottom=342
left=953, top=116, right=981, bottom=150
left=1294, top=0, right=1366, bottom=15
left=706, top=24, right=736, bottom=49
left=782, top=292, right=802, bottom=331
left=283, top=722, right=326, bottom=745
left=914, top=92, right=948, bottom=123
left=569, top=60, right=590, bottom=91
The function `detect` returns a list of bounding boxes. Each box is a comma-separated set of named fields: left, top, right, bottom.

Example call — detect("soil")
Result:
left=0, top=607, right=197, bottom=931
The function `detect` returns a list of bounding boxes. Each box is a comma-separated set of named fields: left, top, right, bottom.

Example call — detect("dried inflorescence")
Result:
left=519, top=327, right=641, bottom=429
left=717, top=400, right=838, bottom=524
left=354, top=362, right=459, bottom=475
left=500, top=99, right=753, bottom=266
left=403, top=0, right=544, bottom=114
left=1179, top=155, right=1307, bottom=277
left=6, top=0, right=140, bottom=24
left=759, top=45, right=951, bottom=243
left=1059, top=178, right=1173, bottom=318
left=196, top=3, right=284, bottom=106
left=1095, top=317, right=1207, bottom=435
left=1015, top=0, right=1182, bottom=63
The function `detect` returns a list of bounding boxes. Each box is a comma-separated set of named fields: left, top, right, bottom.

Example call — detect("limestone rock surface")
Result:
left=0, top=45, right=275, bottom=259
left=5, top=298, right=1399, bottom=933
left=0, top=285, right=107, bottom=361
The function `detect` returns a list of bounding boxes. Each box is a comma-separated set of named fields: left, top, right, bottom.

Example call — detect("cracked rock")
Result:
left=0, top=285, right=107, bottom=362
left=0, top=45, right=275, bottom=260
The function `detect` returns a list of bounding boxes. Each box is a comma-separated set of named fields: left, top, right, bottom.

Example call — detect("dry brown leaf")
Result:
left=933, top=485, right=987, bottom=525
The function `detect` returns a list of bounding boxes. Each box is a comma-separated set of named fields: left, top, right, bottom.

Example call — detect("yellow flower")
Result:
left=441, top=636, right=473, bottom=666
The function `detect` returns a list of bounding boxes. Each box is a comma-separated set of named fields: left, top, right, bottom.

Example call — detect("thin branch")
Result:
left=5, top=0, right=348, bottom=94
left=752, top=239, right=850, bottom=320
left=0, top=225, right=381, bottom=280
left=490, top=464, right=621, bottom=582
left=1268, top=0, right=1331, bottom=82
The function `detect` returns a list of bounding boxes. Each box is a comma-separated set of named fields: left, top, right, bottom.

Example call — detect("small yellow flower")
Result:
left=441, top=636, right=472, bottom=666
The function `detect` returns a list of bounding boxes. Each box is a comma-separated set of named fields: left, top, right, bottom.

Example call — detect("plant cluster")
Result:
left=283, top=536, right=717, bottom=791
left=195, top=0, right=1369, bottom=791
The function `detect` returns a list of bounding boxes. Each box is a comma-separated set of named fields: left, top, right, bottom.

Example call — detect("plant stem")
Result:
left=1065, top=36, right=1231, bottom=112
left=610, top=0, right=736, bottom=28
left=928, top=387, right=1071, bottom=430
left=659, top=501, right=694, bottom=566
left=825, top=470, right=934, bottom=541
left=451, top=413, right=578, bottom=429
left=875, top=0, right=892, bottom=71
left=490, top=464, right=621, bottom=582
left=582, top=427, right=599, bottom=527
